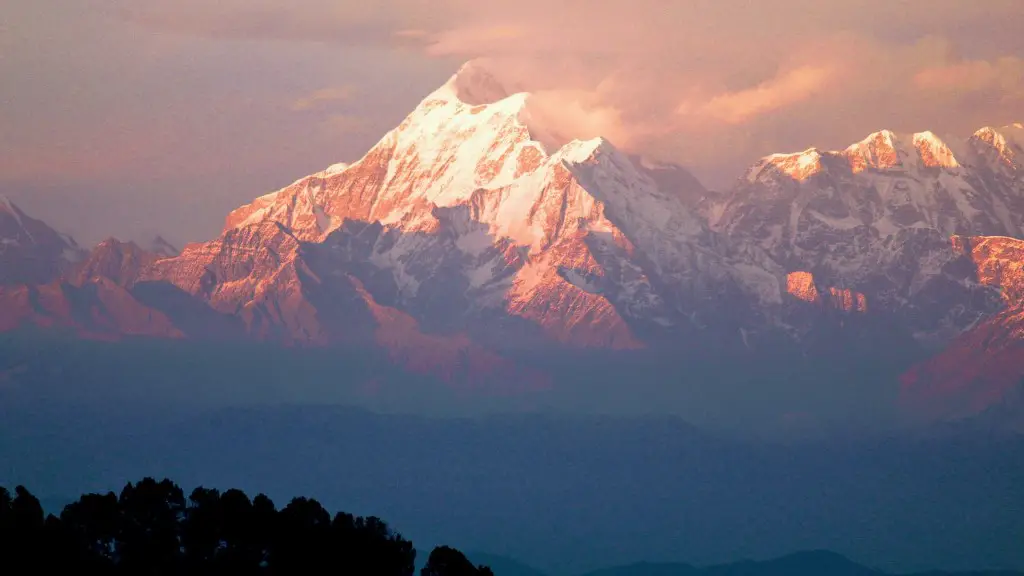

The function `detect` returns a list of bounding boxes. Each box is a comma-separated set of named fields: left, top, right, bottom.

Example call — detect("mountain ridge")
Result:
left=1, top=61, right=1023, bottom=425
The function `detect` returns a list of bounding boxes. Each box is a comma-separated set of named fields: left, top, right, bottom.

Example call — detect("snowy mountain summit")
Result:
left=150, top=61, right=742, bottom=349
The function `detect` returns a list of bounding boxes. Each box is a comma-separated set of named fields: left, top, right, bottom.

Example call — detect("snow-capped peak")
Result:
left=747, top=148, right=824, bottom=182
left=843, top=129, right=901, bottom=172
left=973, top=126, right=1008, bottom=149
left=747, top=128, right=973, bottom=183
left=912, top=131, right=959, bottom=168
left=554, top=137, right=610, bottom=164
left=433, top=59, right=512, bottom=106
left=971, top=125, right=1021, bottom=169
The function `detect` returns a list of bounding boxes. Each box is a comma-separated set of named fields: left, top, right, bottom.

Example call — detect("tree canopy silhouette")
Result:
left=422, top=546, right=496, bottom=576
left=0, top=477, right=476, bottom=576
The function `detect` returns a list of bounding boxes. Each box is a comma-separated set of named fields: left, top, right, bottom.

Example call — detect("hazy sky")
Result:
left=2, top=0, right=1023, bottom=245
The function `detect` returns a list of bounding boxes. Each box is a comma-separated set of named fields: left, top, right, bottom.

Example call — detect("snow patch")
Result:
left=560, top=268, right=601, bottom=293
left=61, top=247, right=84, bottom=263
left=732, top=263, right=783, bottom=306
left=739, top=327, right=751, bottom=349
left=465, top=258, right=500, bottom=289
left=323, top=162, right=349, bottom=176
left=454, top=228, right=493, bottom=256
left=303, top=184, right=332, bottom=234
left=808, top=209, right=863, bottom=230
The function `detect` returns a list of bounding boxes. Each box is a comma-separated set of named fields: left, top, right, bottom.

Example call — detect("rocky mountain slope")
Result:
left=706, top=125, right=1024, bottom=345
left=0, top=194, right=85, bottom=285
left=149, top=62, right=746, bottom=351
left=901, top=235, right=1024, bottom=422
left=1, top=62, right=1022, bottom=422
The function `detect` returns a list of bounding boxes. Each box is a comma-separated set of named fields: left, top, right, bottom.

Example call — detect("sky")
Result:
left=2, top=0, right=1023, bottom=246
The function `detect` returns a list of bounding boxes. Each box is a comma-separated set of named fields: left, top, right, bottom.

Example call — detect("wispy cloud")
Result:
left=290, top=87, right=356, bottom=112
left=688, top=66, right=835, bottom=125
left=914, top=57, right=1024, bottom=96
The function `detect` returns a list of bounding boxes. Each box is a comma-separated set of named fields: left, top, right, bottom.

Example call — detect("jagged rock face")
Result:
left=72, top=238, right=162, bottom=288
left=139, top=217, right=543, bottom=386
left=0, top=279, right=183, bottom=340
left=0, top=235, right=184, bottom=339
left=0, top=196, right=85, bottom=285
left=147, top=236, right=180, bottom=258
left=901, top=235, right=1024, bottom=421
left=708, top=126, right=1024, bottom=343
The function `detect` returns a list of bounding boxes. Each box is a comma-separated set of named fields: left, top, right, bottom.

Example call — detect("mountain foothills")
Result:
left=2, top=62, right=1024, bottom=426
left=577, top=551, right=1024, bottom=576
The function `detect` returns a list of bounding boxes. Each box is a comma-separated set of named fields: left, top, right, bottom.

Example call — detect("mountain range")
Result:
left=2, top=61, right=1024, bottom=428
left=574, top=550, right=1024, bottom=576
left=450, top=549, right=1024, bottom=576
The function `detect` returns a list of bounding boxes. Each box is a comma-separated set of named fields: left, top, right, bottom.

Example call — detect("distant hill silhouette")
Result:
left=703, top=550, right=876, bottom=576
left=467, top=553, right=551, bottom=576
left=581, top=561, right=699, bottom=576
left=579, top=551, right=1024, bottom=576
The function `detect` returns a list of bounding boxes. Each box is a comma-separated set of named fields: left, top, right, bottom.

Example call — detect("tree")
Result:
left=0, top=477, right=456, bottom=576
left=0, top=486, right=11, bottom=543
left=117, top=477, right=186, bottom=575
left=182, top=487, right=223, bottom=574
left=60, top=491, right=121, bottom=569
left=333, top=512, right=416, bottom=576
left=272, top=496, right=332, bottom=574
left=421, top=546, right=494, bottom=576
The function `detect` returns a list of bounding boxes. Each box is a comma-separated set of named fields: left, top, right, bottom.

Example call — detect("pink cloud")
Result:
left=914, top=57, right=1024, bottom=95
left=290, top=86, right=357, bottom=112
left=684, top=66, right=835, bottom=125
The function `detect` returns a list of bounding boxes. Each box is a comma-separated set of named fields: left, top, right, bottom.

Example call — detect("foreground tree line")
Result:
left=0, top=477, right=493, bottom=575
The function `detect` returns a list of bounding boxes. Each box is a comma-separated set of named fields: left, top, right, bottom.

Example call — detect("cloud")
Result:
left=420, top=25, right=528, bottom=57
left=914, top=57, right=1024, bottom=95
left=684, top=66, right=835, bottom=125
left=103, top=0, right=458, bottom=46
left=524, top=89, right=631, bottom=150
left=290, top=87, right=356, bottom=112
left=4, top=0, right=1024, bottom=245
